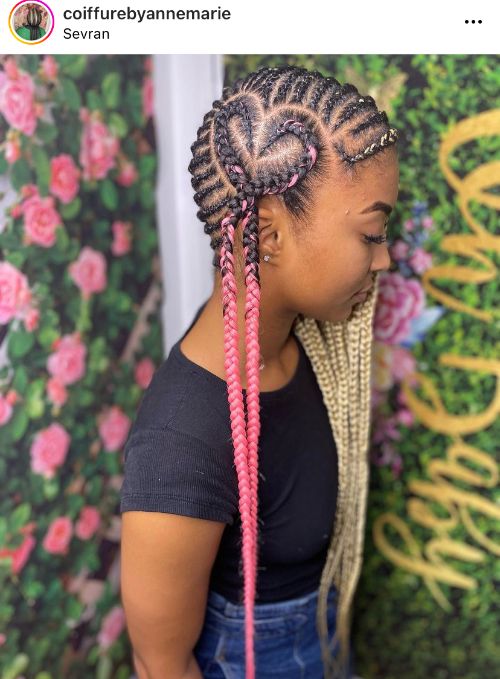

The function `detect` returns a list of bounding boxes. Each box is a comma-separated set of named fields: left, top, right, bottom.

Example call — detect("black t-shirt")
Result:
left=120, top=301, right=338, bottom=603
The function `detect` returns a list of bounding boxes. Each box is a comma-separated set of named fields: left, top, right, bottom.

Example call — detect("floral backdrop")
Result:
left=0, top=55, right=162, bottom=678
left=226, top=55, right=499, bottom=679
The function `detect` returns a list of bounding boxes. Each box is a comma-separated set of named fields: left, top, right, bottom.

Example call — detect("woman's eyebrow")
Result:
left=360, top=201, right=393, bottom=216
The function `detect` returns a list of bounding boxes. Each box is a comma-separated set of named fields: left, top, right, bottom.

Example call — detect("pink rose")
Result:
left=22, top=193, right=62, bottom=248
left=373, top=416, right=402, bottom=445
left=373, top=273, right=425, bottom=344
left=98, top=405, right=131, bottom=452
left=3, top=58, right=19, bottom=80
left=0, top=261, right=32, bottom=324
left=5, top=137, right=20, bottom=164
left=409, top=247, right=433, bottom=274
left=21, top=183, right=38, bottom=199
left=97, top=605, right=126, bottom=650
left=396, top=408, right=414, bottom=427
left=30, top=422, right=71, bottom=479
left=0, top=534, right=36, bottom=575
left=134, top=357, right=155, bottom=389
left=50, top=154, right=80, bottom=204
left=68, top=246, right=107, bottom=299
left=111, top=221, right=132, bottom=256
left=42, top=516, right=73, bottom=555
left=390, top=345, right=417, bottom=382
left=79, top=109, right=120, bottom=181
left=0, top=63, right=38, bottom=136
left=23, top=306, right=40, bottom=332
left=142, top=76, right=154, bottom=119
left=0, top=394, right=13, bottom=426
left=46, top=377, right=68, bottom=407
left=10, top=204, right=23, bottom=219
left=116, top=160, right=138, bottom=187
left=75, top=506, right=101, bottom=540
left=389, top=239, right=409, bottom=261
left=47, top=333, right=86, bottom=385
left=403, top=218, right=414, bottom=232
left=41, top=56, right=58, bottom=81
left=422, top=216, right=434, bottom=230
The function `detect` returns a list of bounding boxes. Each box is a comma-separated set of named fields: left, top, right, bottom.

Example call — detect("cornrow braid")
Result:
left=188, top=65, right=400, bottom=679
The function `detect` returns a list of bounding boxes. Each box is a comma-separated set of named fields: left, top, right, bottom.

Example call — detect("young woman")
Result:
left=120, top=65, right=400, bottom=679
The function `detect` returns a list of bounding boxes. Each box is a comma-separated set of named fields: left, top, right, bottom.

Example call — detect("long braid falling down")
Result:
left=188, top=65, right=400, bottom=679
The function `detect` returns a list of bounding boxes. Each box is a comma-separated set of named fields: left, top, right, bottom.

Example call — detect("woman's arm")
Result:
left=120, top=510, right=226, bottom=678
left=133, top=650, right=202, bottom=679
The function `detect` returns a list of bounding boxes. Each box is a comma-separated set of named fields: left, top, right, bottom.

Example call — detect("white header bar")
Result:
left=1, top=0, right=498, bottom=54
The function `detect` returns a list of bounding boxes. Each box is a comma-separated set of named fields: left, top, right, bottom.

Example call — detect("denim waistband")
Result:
left=207, top=585, right=338, bottom=620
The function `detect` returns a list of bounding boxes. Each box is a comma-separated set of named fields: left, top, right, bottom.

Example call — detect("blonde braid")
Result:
left=294, top=272, right=380, bottom=679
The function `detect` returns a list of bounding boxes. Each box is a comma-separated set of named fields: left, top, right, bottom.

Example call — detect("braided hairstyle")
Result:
left=26, top=6, right=43, bottom=41
left=188, top=65, right=399, bottom=679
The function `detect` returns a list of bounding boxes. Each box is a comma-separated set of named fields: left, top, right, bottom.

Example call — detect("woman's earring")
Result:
left=263, top=254, right=271, bottom=262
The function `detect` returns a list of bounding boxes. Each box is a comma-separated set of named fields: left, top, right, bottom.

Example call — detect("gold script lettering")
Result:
left=372, top=110, right=499, bottom=611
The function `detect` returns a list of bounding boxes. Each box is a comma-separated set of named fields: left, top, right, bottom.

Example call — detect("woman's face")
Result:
left=258, top=149, right=400, bottom=323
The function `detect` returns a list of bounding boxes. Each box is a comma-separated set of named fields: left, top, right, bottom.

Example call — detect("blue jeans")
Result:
left=193, top=586, right=355, bottom=678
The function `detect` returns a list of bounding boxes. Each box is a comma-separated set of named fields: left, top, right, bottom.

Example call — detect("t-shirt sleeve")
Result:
left=119, top=427, right=238, bottom=525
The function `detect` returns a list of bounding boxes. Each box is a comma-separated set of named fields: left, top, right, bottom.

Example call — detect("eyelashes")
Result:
left=363, top=234, right=389, bottom=245
left=363, top=219, right=391, bottom=245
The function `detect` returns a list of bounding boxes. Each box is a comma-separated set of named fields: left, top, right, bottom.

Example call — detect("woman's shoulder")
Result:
left=128, top=337, right=231, bottom=450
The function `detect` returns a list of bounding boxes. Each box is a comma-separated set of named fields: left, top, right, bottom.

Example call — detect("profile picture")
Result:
left=9, top=1, right=54, bottom=44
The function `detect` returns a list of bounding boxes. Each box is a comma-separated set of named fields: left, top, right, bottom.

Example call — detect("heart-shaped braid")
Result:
left=188, top=65, right=400, bottom=679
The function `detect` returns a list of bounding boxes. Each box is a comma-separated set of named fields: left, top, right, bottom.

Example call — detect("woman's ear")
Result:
left=257, top=196, right=286, bottom=259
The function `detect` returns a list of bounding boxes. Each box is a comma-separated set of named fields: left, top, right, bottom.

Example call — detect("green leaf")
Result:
left=8, top=327, right=35, bottom=359
left=139, top=155, right=156, bottom=178
left=10, top=503, right=31, bottom=532
left=43, top=478, right=60, bottom=501
left=99, top=179, right=118, bottom=210
left=96, top=654, right=113, bottom=679
left=60, top=77, right=82, bottom=112
left=9, top=409, right=29, bottom=442
left=3, top=654, right=30, bottom=679
left=37, top=120, right=59, bottom=144
left=102, top=72, right=121, bottom=109
left=0, top=153, right=8, bottom=174
left=86, top=89, right=103, bottom=111
left=57, top=55, right=88, bottom=78
left=12, top=366, right=28, bottom=393
left=5, top=251, right=26, bottom=269
left=32, top=146, right=51, bottom=195
left=108, top=112, right=128, bottom=138
left=10, top=158, right=33, bottom=192
left=0, top=517, right=7, bottom=546
left=38, top=326, right=59, bottom=349
left=25, top=378, right=45, bottom=420
left=60, top=197, right=82, bottom=220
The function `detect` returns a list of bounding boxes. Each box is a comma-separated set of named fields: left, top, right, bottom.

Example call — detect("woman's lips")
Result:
left=352, top=285, right=373, bottom=298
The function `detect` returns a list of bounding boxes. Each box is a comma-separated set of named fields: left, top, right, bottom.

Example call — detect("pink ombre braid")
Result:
left=219, top=212, right=258, bottom=679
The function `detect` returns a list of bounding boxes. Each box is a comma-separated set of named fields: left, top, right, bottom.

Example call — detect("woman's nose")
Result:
left=370, top=243, right=393, bottom=273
